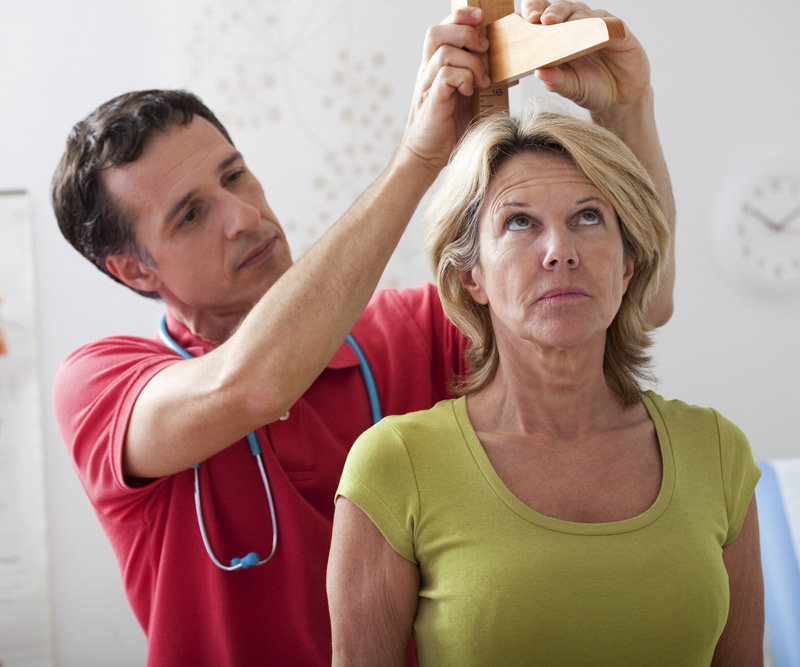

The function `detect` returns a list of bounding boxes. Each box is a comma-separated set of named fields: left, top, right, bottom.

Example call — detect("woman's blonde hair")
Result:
left=424, top=110, right=671, bottom=404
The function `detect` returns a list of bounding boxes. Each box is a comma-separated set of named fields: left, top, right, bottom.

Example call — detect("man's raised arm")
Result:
left=123, top=8, right=491, bottom=478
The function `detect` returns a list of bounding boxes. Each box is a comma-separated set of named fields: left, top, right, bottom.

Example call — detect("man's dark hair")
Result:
left=51, top=89, right=234, bottom=298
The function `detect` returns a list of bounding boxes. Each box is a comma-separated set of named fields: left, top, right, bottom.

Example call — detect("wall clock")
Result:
left=712, top=157, right=800, bottom=293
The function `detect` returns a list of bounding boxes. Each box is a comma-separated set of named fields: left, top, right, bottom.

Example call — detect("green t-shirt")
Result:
left=336, top=391, right=760, bottom=666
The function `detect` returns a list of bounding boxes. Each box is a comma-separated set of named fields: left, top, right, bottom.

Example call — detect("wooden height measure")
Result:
left=451, top=0, right=626, bottom=117
left=452, top=0, right=516, bottom=116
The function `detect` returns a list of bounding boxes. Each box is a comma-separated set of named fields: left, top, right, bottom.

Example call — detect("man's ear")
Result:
left=457, top=265, right=488, bottom=305
left=105, top=255, right=162, bottom=294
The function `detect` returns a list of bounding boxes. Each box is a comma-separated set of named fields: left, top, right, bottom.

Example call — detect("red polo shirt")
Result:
left=53, top=284, right=467, bottom=666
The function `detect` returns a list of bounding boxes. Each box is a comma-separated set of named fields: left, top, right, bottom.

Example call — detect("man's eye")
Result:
left=227, top=170, right=244, bottom=184
left=505, top=214, right=531, bottom=231
left=179, top=207, right=198, bottom=227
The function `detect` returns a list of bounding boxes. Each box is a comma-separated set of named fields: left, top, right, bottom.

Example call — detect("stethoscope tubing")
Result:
left=192, top=438, right=278, bottom=571
left=157, top=313, right=380, bottom=572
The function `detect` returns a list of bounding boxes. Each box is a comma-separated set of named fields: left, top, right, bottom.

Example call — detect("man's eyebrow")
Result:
left=164, top=189, right=198, bottom=227
left=218, top=151, right=243, bottom=173
left=163, top=151, right=244, bottom=226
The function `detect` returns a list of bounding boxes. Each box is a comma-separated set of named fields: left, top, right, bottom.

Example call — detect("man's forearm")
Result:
left=123, top=9, right=491, bottom=479
left=125, top=148, right=441, bottom=479
left=230, top=149, right=441, bottom=422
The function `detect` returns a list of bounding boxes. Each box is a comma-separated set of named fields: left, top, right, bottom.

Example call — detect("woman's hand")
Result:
left=522, top=1, right=675, bottom=326
left=521, top=1, right=650, bottom=119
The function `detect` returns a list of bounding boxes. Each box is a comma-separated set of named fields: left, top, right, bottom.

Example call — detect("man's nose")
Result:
left=221, top=193, right=260, bottom=239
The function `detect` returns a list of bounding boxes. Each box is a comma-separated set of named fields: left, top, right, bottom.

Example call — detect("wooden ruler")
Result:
left=450, top=0, right=625, bottom=117
left=451, top=0, right=515, bottom=117
left=488, top=14, right=624, bottom=84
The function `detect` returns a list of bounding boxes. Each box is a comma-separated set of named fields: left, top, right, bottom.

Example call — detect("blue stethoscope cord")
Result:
left=342, top=332, right=382, bottom=425
left=157, top=313, right=381, bottom=571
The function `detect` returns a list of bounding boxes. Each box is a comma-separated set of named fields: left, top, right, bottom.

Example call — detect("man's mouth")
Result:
left=238, top=236, right=276, bottom=270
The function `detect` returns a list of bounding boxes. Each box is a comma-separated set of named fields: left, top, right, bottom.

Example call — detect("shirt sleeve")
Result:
left=714, top=410, right=761, bottom=546
left=336, top=418, right=420, bottom=563
left=52, top=336, right=176, bottom=507
left=394, top=284, right=469, bottom=395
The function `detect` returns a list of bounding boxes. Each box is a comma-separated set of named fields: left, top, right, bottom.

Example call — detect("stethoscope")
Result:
left=158, top=313, right=382, bottom=572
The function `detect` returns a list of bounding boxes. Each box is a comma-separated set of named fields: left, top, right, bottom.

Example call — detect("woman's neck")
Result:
left=466, top=337, right=628, bottom=442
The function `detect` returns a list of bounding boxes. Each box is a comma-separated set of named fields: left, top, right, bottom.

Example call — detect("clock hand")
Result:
left=777, top=203, right=800, bottom=229
left=742, top=203, right=781, bottom=231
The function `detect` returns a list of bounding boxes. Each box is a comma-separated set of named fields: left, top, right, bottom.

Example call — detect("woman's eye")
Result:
left=578, top=209, right=601, bottom=226
left=506, top=214, right=531, bottom=231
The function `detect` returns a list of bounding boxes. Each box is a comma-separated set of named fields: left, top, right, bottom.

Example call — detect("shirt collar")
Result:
left=160, top=310, right=360, bottom=369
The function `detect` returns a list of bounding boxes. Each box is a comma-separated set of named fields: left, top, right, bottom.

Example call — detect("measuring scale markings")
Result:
left=478, top=85, right=509, bottom=112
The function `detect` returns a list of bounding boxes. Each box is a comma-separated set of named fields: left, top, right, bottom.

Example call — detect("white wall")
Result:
left=1, top=1, right=798, bottom=664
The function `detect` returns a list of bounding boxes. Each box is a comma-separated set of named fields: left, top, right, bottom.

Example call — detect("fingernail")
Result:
left=480, top=35, right=489, bottom=49
left=471, top=8, right=482, bottom=19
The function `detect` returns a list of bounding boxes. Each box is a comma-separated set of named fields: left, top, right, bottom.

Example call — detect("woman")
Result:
left=327, top=111, right=764, bottom=666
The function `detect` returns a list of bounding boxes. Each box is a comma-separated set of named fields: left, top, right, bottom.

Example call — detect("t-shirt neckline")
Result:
left=451, top=390, right=676, bottom=536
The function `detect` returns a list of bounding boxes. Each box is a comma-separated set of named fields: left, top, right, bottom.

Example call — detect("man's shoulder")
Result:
left=355, top=283, right=450, bottom=349
left=54, top=335, right=175, bottom=410
left=366, top=282, right=440, bottom=314
left=60, top=334, right=169, bottom=372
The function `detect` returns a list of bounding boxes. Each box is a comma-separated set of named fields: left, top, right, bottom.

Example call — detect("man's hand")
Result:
left=398, top=7, right=492, bottom=174
left=521, top=1, right=650, bottom=120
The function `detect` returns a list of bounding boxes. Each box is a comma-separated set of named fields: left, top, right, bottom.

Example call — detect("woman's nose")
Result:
left=542, top=226, right=579, bottom=269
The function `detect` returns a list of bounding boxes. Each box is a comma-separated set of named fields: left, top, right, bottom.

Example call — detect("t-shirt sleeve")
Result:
left=52, top=336, right=176, bottom=506
left=335, top=418, right=419, bottom=563
left=715, top=410, right=761, bottom=546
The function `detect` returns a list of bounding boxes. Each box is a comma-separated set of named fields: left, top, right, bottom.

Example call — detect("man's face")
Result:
left=102, top=117, right=293, bottom=341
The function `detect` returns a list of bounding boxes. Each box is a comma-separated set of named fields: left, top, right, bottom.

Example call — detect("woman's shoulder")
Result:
left=348, top=398, right=465, bottom=466
left=381, top=396, right=462, bottom=429
left=353, top=398, right=461, bottom=452
left=643, top=390, right=742, bottom=435
left=643, top=390, right=753, bottom=474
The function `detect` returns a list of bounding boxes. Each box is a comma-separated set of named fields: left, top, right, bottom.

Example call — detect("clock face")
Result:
left=714, top=160, right=800, bottom=292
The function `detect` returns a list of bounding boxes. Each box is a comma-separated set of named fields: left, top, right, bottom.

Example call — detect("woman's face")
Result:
left=459, top=150, right=634, bottom=353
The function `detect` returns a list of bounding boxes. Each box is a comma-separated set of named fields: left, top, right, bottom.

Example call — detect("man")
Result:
left=52, top=2, right=675, bottom=664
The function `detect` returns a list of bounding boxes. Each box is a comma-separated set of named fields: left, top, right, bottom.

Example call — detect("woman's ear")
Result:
left=457, top=265, right=488, bottom=305
left=621, top=253, right=635, bottom=294
left=105, top=255, right=162, bottom=294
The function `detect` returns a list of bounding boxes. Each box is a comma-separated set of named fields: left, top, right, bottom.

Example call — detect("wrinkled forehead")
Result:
left=489, top=149, right=584, bottom=190
left=479, top=150, right=597, bottom=218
